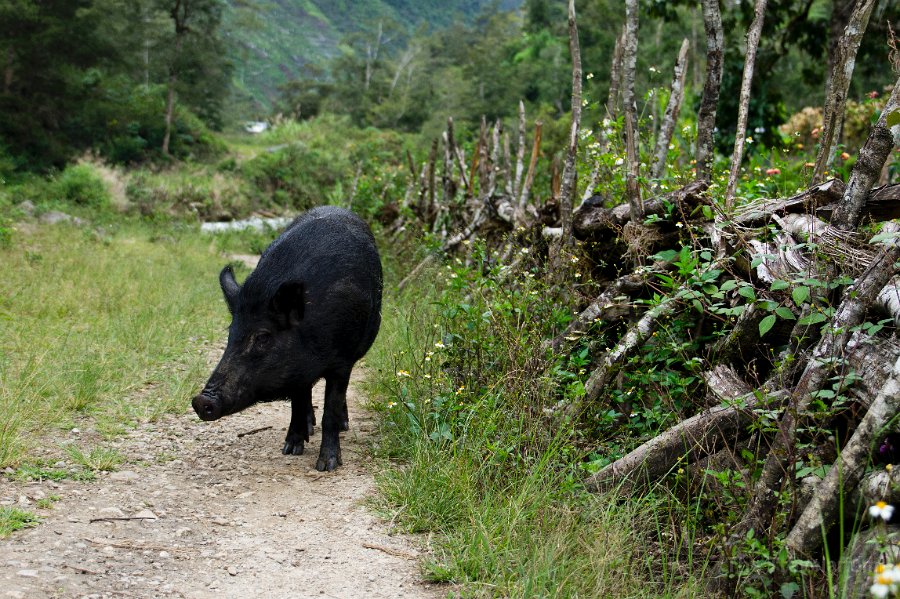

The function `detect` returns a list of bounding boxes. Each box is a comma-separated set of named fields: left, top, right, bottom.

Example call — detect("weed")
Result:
left=65, top=445, right=124, bottom=472
left=35, top=495, right=61, bottom=509
left=0, top=507, right=39, bottom=538
left=11, top=461, right=95, bottom=483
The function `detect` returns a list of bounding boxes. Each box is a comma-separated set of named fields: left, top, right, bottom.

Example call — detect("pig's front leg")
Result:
left=316, top=371, right=349, bottom=471
left=283, top=386, right=314, bottom=456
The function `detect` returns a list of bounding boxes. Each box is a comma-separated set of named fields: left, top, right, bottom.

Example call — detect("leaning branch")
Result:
left=724, top=0, right=768, bottom=205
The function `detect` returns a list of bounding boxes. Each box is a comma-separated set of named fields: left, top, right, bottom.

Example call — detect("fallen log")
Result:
left=732, top=178, right=845, bottom=228
left=737, top=238, right=900, bottom=540
left=817, top=183, right=900, bottom=224
left=786, top=354, right=900, bottom=555
left=546, top=273, right=645, bottom=352
left=573, top=180, right=707, bottom=240
left=585, top=366, right=775, bottom=494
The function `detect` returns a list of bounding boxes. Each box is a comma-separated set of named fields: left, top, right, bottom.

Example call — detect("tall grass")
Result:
left=0, top=222, right=231, bottom=465
left=365, top=250, right=703, bottom=597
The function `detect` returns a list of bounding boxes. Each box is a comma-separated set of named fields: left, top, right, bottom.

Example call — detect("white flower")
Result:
left=586, top=72, right=594, bottom=80
left=614, top=158, right=624, bottom=166
left=869, top=501, right=895, bottom=521
left=649, top=66, right=658, bottom=73
left=871, top=582, right=890, bottom=598
left=434, top=341, right=446, bottom=349
left=396, top=370, right=411, bottom=378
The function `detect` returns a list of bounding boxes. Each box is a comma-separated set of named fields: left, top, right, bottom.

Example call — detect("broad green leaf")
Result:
left=702, top=283, right=718, bottom=295
left=720, top=279, right=738, bottom=292
left=797, top=312, right=827, bottom=326
left=870, top=231, right=899, bottom=244
left=792, top=286, right=810, bottom=306
left=692, top=299, right=704, bottom=313
left=775, top=307, right=796, bottom=320
left=759, top=314, right=777, bottom=337
left=738, top=286, right=757, bottom=301
left=770, top=280, right=789, bottom=291
left=887, top=108, right=900, bottom=128
left=651, top=249, right=679, bottom=262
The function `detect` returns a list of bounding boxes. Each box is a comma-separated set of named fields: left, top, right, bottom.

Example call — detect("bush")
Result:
left=125, top=168, right=251, bottom=220
left=53, top=164, right=111, bottom=209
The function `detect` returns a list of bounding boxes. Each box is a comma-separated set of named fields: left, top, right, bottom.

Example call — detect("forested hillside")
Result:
left=224, top=0, right=523, bottom=114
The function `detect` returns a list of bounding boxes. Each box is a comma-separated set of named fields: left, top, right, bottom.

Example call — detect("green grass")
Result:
left=64, top=444, right=124, bottom=472
left=0, top=507, right=39, bottom=538
left=0, top=221, right=234, bottom=466
left=366, top=253, right=705, bottom=598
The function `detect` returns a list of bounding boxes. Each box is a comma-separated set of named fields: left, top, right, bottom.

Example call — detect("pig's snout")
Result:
left=192, top=393, right=223, bottom=421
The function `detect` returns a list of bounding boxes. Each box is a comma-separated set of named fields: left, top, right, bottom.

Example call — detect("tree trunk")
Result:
left=513, top=101, right=526, bottom=201
left=651, top=38, right=690, bottom=181
left=695, top=0, right=724, bottom=182
left=162, top=0, right=187, bottom=157
left=830, top=75, right=900, bottom=230
left=812, top=0, right=877, bottom=185
left=517, top=121, right=542, bottom=217
left=623, top=0, right=643, bottom=221
left=553, top=0, right=583, bottom=261
left=607, top=27, right=625, bottom=119
left=724, top=0, right=768, bottom=206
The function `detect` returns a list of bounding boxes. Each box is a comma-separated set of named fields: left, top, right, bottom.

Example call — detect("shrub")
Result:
left=52, top=163, right=111, bottom=208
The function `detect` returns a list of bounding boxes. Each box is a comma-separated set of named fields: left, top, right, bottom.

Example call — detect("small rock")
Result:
left=6, top=590, right=26, bottom=599
left=226, top=566, right=237, bottom=576
left=158, top=551, right=170, bottom=559
left=132, top=509, right=158, bottom=520
left=16, top=570, right=38, bottom=578
left=175, top=527, right=192, bottom=538
left=40, top=211, right=85, bottom=226
left=110, top=471, right=139, bottom=482
left=98, top=507, right=125, bottom=518
left=17, top=200, right=35, bottom=215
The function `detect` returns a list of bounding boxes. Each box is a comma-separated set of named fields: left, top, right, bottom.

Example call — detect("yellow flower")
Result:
left=396, top=370, right=411, bottom=378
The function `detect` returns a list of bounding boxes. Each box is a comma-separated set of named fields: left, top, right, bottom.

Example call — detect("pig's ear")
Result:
left=219, top=265, right=241, bottom=313
left=271, top=281, right=305, bottom=327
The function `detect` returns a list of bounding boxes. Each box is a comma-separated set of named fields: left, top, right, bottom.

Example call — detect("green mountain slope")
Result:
left=225, top=0, right=521, bottom=117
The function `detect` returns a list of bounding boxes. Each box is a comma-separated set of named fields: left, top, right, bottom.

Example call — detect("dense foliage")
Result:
left=0, top=0, right=230, bottom=171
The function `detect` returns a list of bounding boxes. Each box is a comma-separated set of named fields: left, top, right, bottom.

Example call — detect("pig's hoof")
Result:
left=315, top=450, right=342, bottom=472
left=339, top=420, right=350, bottom=432
left=282, top=437, right=304, bottom=456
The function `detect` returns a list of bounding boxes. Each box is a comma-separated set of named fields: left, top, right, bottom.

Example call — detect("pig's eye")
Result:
left=255, top=332, right=272, bottom=347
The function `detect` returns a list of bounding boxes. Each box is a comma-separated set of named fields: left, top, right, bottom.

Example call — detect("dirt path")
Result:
left=0, top=372, right=445, bottom=599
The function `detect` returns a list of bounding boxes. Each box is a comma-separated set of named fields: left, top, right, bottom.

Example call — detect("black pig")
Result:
left=192, top=206, right=382, bottom=471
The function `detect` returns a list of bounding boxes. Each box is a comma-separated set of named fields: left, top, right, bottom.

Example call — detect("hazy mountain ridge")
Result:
left=225, top=0, right=522, bottom=116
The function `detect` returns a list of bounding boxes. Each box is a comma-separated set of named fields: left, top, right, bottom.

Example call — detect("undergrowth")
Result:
left=366, top=241, right=705, bottom=597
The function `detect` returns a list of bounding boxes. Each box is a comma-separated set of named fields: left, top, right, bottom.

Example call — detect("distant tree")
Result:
left=157, top=0, right=229, bottom=155
left=0, top=0, right=116, bottom=168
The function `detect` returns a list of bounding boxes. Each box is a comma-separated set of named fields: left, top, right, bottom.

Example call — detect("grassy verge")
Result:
left=365, top=245, right=704, bottom=597
left=0, top=220, right=252, bottom=466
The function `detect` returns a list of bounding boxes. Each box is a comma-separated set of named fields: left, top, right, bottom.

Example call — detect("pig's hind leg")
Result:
left=316, top=371, right=350, bottom=471
left=283, top=386, right=314, bottom=456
